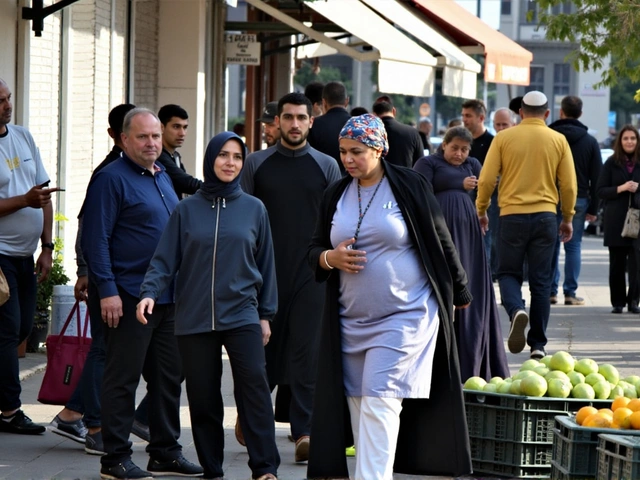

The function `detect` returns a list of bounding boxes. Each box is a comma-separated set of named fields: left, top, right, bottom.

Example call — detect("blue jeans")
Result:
left=497, top=212, right=557, bottom=351
left=64, top=280, right=105, bottom=428
left=0, top=254, right=37, bottom=412
left=551, top=197, right=588, bottom=297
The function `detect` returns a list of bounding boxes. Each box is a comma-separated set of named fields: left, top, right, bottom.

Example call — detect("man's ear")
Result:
left=107, top=127, right=116, bottom=140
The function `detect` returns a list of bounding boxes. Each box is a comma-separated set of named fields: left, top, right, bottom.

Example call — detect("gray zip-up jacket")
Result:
left=139, top=189, right=277, bottom=335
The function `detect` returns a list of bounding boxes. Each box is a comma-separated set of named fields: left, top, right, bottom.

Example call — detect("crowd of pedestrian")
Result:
left=1, top=72, right=629, bottom=479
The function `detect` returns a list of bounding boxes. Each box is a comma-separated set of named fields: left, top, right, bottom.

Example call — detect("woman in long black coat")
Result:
left=596, top=125, right=640, bottom=313
left=306, top=114, right=473, bottom=479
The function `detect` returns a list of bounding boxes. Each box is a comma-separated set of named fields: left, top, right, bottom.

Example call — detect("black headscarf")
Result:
left=200, top=131, right=246, bottom=201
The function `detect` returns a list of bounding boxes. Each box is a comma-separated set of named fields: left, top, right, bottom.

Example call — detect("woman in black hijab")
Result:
left=137, top=132, right=280, bottom=480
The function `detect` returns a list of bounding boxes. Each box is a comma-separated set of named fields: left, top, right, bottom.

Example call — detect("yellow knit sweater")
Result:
left=476, top=118, right=577, bottom=222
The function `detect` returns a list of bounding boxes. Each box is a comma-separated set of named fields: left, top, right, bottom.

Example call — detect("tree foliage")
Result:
left=536, top=0, right=640, bottom=87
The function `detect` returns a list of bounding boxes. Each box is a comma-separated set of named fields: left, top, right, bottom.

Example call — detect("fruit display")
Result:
left=574, top=396, right=640, bottom=429
left=463, top=351, right=640, bottom=400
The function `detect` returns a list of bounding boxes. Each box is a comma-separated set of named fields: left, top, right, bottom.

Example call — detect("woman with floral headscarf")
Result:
left=307, top=114, right=473, bottom=479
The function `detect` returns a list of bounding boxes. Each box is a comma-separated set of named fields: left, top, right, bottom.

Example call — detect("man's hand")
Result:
left=74, top=276, right=88, bottom=301
left=260, top=319, right=271, bottom=346
left=24, top=185, right=63, bottom=209
left=101, top=295, right=123, bottom=328
left=585, top=214, right=597, bottom=223
left=559, top=220, right=573, bottom=243
left=136, top=298, right=155, bottom=325
left=35, top=250, right=53, bottom=283
left=478, top=213, right=489, bottom=235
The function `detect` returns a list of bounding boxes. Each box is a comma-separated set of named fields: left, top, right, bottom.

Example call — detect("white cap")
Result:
left=522, top=91, right=548, bottom=107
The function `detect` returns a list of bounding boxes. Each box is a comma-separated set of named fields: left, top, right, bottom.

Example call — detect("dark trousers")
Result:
left=0, top=255, right=36, bottom=412
left=65, top=280, right=104, bottom=427
left=608, top=246, right=639, bottom=308
left=100, top=289, right=182, bottom=466
left=497, top=212, right=557, bottom=351
left=178, top=324, right=279, bottom=479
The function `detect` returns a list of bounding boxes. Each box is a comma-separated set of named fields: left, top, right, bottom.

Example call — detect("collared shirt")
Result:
left=81, top=154, right=179, bottom=303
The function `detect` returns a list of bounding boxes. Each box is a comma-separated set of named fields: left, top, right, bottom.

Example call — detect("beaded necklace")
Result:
left=352, top=174, right=385, bottom=249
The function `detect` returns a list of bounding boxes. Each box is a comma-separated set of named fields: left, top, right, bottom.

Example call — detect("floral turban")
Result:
left=339, top=113, right=389, bottom=158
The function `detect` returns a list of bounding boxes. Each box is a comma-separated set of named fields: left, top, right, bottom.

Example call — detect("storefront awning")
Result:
left=410, top=0, right=532, bottom=86
left=303, top=0, right=436, bottom=97
left=362, top=0, right=480, bottom=98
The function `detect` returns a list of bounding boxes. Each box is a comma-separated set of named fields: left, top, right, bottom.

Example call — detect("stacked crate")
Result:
left=596, top=434, right=640, bottom=480
left=464, top=391, right=609, bottom=478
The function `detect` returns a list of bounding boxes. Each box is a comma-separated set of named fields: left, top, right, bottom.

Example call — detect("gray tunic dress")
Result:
left=330, top=178, right=439, bottom=398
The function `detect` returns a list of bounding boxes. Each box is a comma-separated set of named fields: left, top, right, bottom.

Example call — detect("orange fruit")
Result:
left=583, top=413, right=612, bottom=428
left=598, top=408, right=614, bottom=419
left=612, top=396, right=631, bottom=411
left=629, top=411, right=640, bottom=430
left=627, top=399, right=640, bottom=412
left=576, top=406, right=598, bottom=426
left=611, top=422, right=621, bottom=429
left=613, top=407, right=633, bottom=429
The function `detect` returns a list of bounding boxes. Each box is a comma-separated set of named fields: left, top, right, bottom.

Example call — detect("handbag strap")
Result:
left=57, top=300, right=80, bottom=337
left=80, top=306, right=90, bottom=344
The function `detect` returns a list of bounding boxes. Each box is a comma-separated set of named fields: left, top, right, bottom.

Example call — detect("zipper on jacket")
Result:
left=211, top=197, right=221, bottom=330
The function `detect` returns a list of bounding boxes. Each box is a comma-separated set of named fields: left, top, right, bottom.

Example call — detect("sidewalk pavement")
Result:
left=2, top=235, right=640, bottom=479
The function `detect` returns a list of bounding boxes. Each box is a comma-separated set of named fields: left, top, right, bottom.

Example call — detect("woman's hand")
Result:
left=326, top=238, right=368, bottom=274
left=136, top=298, right=155, bottom=325
left=618, top=181, right=639, bottom=193
left=260, top=319, right=271, bottom=346
left=462, top=175, right=478, bottom=191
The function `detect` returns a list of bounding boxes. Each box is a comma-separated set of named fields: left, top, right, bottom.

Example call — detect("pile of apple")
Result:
left=463, top=351, right=640, bottom=399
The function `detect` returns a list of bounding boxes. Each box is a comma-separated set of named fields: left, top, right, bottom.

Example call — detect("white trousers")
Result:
left=347, top=396, right=404, bottom=480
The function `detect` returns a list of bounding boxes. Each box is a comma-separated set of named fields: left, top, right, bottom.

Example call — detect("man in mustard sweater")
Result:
left=476, top=91, right=577, bottom=360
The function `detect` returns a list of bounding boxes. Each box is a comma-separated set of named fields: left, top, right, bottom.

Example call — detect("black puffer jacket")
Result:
left=549, top=118, right=602, bottom=215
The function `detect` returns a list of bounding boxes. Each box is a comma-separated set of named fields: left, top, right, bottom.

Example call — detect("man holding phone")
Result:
left=0, top=78, right=62, bottom=434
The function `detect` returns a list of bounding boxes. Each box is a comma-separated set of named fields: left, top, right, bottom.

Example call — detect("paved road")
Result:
left=1, top=235, right=639, bottom=479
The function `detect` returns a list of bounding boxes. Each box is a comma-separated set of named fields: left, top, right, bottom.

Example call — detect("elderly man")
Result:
left=493, top=108, right=516, bottom=133
left=82, top=108, right=202, bottom=480
left=477, top=91, right=577, bottom=360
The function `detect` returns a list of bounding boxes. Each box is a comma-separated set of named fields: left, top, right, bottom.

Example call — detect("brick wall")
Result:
left=133, top=0, right=159, bottom=110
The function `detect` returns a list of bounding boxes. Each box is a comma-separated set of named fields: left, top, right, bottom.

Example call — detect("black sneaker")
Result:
left=147, top=454, right=204, bottom=477
left=49, top=414, right=87, bottom=443
left=0, top=410, right=46, bottom=435
left=130, top=419, right=150, bottom=442
left=85, top=430, right=106, bottom=455
left=100, top=459, right=153, bottom=480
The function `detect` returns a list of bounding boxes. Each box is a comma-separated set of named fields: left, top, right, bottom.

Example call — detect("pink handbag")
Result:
left=37, top=300, right=91, bottom=405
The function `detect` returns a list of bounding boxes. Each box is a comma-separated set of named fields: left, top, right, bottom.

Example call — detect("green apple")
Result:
left=498, top=381, right=513, bottom=394
left=521, top=374, right=548, bottom=397
left=572, top=383, right=595, bottom=399
left=483, top=383, right=499, bottom=393
left=489, top=376, right=504, bottom=385
left=593, top=380, right=612, bottom=400
left=534, top=366, right=550, bottom=377
left=623, top=385, right=638, bottom=399
left=585, top=373, right=606, bottom=386
left=520, top=359, right=541, bottom=371
left=624, top=375, right=640, bottom=386
left=547, top=378, right=572, bottom=398
left=540, top=355, right=553, bottom=367
left=599, top=364, right=620, bottom=385
left=574, top=358, right=599, bottom=376
left=463, top=376, right=487, bottom=391
left=549, top=351, right=576, bottom=373
left=515, top=370, right=538, bottom=380
left=609, top=385, right=625, bottom=399
left=567, top=371, right=585, bottom=387
left=510, top=379, right=522, bottom=395
left=545, top=370, right=571, bottom=383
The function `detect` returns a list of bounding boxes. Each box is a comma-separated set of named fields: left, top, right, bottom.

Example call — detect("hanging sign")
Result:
left=225, top=34, right=261, bottom=65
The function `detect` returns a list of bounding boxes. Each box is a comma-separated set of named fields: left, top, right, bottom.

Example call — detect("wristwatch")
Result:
left=41, top=242, right=55, bottom=250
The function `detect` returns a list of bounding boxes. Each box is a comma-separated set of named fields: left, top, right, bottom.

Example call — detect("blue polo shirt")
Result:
left=81, top=154, right=179, bottom=304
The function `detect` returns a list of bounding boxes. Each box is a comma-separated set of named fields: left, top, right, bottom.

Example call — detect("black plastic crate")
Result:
left=472, top=437, right=552, bottom=466
left=596, top=434, right=640, bottom=480
left=473, top=459, right=551, bottom=479
left=550, top=460, right=589, bottom=480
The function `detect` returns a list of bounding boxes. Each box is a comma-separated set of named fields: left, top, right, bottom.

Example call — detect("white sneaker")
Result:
left=508, top=310, right=528, bottom=354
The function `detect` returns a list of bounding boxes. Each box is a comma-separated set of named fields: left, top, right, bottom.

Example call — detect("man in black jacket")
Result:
left=549, top=95, right=603, bottom=306
left=372, top=96, right=423, bottom=168
left=308, top=81, right=351, bottom=174
left=157, top=104, right=202, bottom=198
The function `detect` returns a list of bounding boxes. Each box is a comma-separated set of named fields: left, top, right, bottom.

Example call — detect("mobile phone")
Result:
left=39, top=181, right=50, bottom=188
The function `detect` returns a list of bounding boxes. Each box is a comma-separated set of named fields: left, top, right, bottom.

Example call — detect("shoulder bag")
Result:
left=621, top=196, right=640, bottom=239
